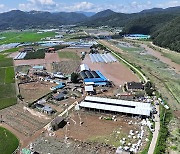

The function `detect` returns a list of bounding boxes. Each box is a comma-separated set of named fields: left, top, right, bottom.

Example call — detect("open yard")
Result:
left=55, top=111, right=148, bottom=150
left=83, top=55, right=139, bottom=86
left=0, top=127, right=19, bottom=154
left=19, top=82, right=56, bottom=103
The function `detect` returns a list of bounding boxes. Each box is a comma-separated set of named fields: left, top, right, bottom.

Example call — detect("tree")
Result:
left=71, top=72, right=79, bottom=83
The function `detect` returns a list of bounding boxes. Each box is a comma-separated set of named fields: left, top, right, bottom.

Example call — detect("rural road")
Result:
left=148, top=104, right=160, bottom=154
left=98, top=39, right=161, bottom=154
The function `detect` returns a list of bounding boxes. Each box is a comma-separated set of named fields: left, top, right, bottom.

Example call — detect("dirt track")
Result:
left=141, top=44, right=180, bottom=74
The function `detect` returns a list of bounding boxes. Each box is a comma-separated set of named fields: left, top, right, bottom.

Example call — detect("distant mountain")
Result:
left=89, top=9, right=116, bottom=20
left=76, top=11, right=96, bottom=17
left=140, top=8, right=164, bottom=13
left=80, top=6, right=180, bottom=28
left=0, top=10, right=87, bottom=30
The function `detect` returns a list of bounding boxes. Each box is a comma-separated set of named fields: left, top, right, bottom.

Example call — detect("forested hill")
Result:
left=152, top=16, right=180, bottom=52
left=0, top=10, right=87, bottom=30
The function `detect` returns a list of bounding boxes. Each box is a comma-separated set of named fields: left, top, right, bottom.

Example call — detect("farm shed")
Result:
left=42, top=105, right=53, bottom=115
left=50, top=82, right=65, bottom=91
left=53, top=93, right=66, bottom=101
left=51, top=116, right=66, bottom=131
left=126, top=82, right=144, bottom=91
left=80, top=96, right=152, bottom=116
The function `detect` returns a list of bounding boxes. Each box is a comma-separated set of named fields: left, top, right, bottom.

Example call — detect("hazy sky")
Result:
left=0, top=0, right=179, bottom=13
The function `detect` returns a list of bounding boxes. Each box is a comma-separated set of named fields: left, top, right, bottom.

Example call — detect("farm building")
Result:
left=14, top=52, right=27, bottom=60
left=85, top=85, right=94, bottom=95
left=50, top=82, right=65, bottom=91
left=126, top=82, right=144, bottom=91
left=89, top=53, right=117, bottom=63
left=79, top=96, right=152, bottom=116
left=36, top=104, right=54, bottom=115
left=80, top=70, right=110, bottom=86
left=32, top=65, right=45, bottom=71
left=80, top=64, right=90, bottom=71
left=51, top=116, right=66, bottom=131
left=53, top=92, right=66, bottom=101
left=124, top=34, right=150, bottom=40
left=42, top=105, right=54, bottom=115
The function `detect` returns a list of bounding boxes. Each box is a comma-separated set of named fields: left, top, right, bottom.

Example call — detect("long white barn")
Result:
left=80, top=96, right=152, bottom=116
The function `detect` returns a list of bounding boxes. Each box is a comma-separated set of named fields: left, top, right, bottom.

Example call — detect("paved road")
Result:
left=148, top=104, right=160, bottom=154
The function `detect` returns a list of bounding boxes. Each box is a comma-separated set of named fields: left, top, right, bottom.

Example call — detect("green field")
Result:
left=0, top=84, right=16, bottom=99
left=0, top=68, right=5, bottom=83
left=24, top=48, right=45, bottom=59
left=58, top=51, right=80, bottom=60
left=0, top=97, right=17, bottom=110
left=0, top=53, right=17, bottom=109
left=1, top=47, right=20, bottom=54
left=5, top=67, right=15, bottom=84
left=0, top=58, right=13, bottom=67
left=0, top=127, right=19, bottom=154
left=0, top=31, right=55, bottom=45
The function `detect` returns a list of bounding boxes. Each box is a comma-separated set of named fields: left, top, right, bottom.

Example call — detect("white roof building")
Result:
left=80, top=96, right=152, bottom=116
left=85, top=85, right=94, bottom=92
left=80, top=64, right=90, bottom=71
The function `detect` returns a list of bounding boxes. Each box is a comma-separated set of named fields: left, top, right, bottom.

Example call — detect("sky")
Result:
left=0, top=0, right=180, bottom=13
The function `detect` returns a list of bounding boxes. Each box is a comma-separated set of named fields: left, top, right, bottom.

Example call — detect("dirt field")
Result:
left=56, top=111, right=140, bottom=142
left=0, top=104, right=50, bottom=138
left=13, top=53, right=60, bottom=72
left=32, top=136, right=117, bottom=154
left=83, top=55, right=139, bottom=86
left=19, top=81, right=55, bottom=103
left=52, top=60, right=81, bottom=74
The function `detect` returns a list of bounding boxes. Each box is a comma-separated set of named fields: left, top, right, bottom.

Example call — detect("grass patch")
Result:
left=0, top=58, right=13, bottom=67
left=5, top=67, right=15, bottom=84
left=24, top=49, right=45, bottom=59
left=0, top=127, right=19, bottom=154
left=0, top=97, right=17, bottom=110
left=118, top=45, right=142, bottom=52
left=154, top=105, right=172, bottom=154
left=58, top=51, right=80, bottom=60
left=162, top=52, right=180, bottom=65
left=89, top=129, right=131, bottom=148
left=1, top=48, right=19, bottom=54
left=0, top=54, right=6, bottom=60
left=0, top=68, right=5, bottom=84
left=0, top=84, right=16, bottom=99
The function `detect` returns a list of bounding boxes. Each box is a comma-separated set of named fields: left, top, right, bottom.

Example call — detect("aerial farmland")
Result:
left=0, top=25, right=178, bottom=154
